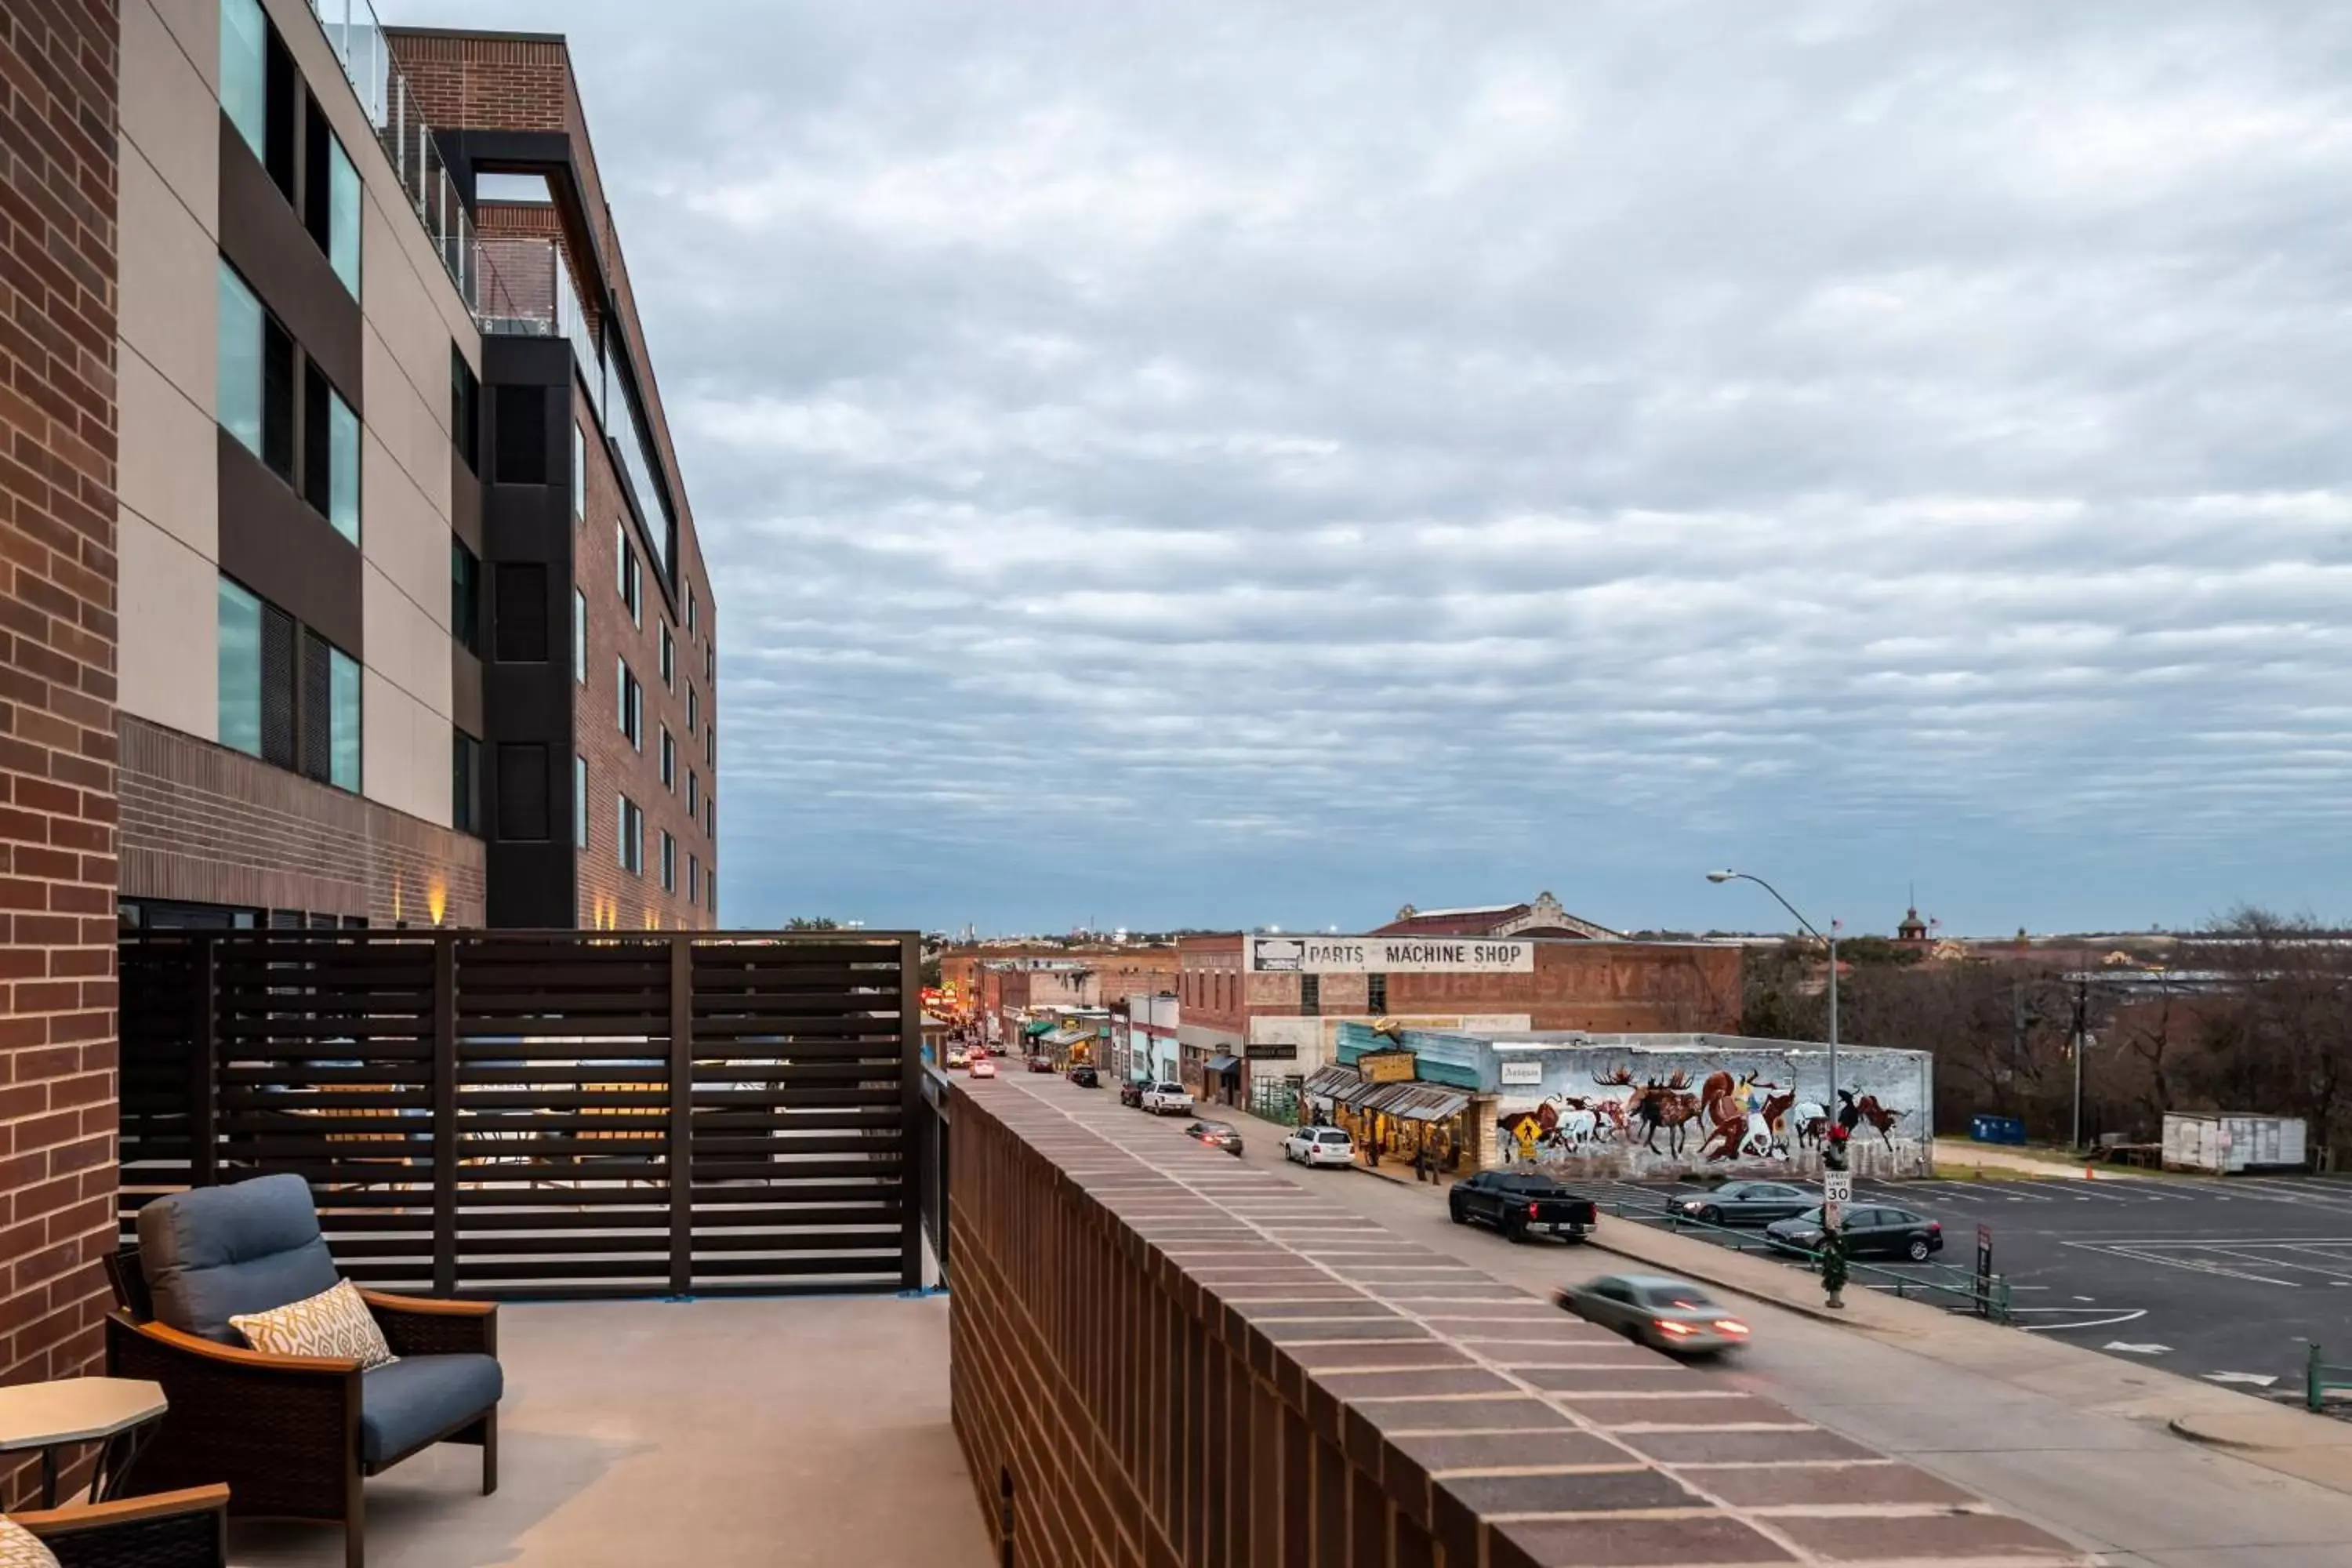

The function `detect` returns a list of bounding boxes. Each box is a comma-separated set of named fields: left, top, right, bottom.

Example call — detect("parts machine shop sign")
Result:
left=1246, top=935, right=1535, bottom=974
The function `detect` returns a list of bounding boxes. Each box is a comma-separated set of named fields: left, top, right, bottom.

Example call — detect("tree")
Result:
left=785, top=916, right=842, bottom=931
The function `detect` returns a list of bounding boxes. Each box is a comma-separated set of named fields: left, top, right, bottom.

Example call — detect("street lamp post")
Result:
left=1708, top=869, right=1846, bottom=1308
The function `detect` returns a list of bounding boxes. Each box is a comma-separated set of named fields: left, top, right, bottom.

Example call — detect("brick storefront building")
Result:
left=1176, top=931, right=1744, bottom=1094
left=975, top=948, right=1181, bottom=1047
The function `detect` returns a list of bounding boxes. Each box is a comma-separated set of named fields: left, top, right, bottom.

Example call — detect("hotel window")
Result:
left=217, top=260, right=293, bottom=479
left=303, top=103, right=361, bottom=296
left=451, top=347, right=480, bottom=474
left=706, top=639, right=714, bottom=685
left=301, top=365, right=360, bottom=544
left=687, top=770, right=699, bottom=824
left=219, top=575, right=357, bottom=789
left=574, top=756, right=589, bottom=848
left=452, top=730, right=481, bottom=835
left=661, top=831, right=677, bottom=893
left=1367, top=973, right=1388, bottom=1013
left=220, top=0, right=293, bottom=198
left=573, top=588, right=587, bottom=682
left=450, top=539, right=481, bottom=654
left=617, top=522, right=640, bottom=626
left=660, top=625, right=673, bottom=688
left=706, top=723, right=715, bottom=767
left=686, top=586, right=697, bottom=637
left=572, top=423, right=586, bottom=517
left=617, top=659, right=641, bottom=749
left=616, top=794, right=643, bottom=875
left=660, top=727, right=675, bottom=790
left=688, top=855, right=701, bottom=906
left=686, top=682, right=699, bottom=734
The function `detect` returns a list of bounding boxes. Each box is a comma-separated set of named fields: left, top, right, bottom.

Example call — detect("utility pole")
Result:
left=2070, top=976, right=2089, bottom=1152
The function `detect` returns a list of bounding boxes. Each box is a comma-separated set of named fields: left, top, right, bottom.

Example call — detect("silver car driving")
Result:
left=1554, top=1272, right=1752, bottom=1356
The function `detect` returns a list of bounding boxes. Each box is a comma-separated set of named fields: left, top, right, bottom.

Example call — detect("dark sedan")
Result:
left=1068, top=1065, right=1099, bottom=1088
left=1184, top=1120, right=1244, bottom=1156
left=1766, top=1204, right=1944, bottom=1262
left=1672, top=1181, right=1813, bottom=1227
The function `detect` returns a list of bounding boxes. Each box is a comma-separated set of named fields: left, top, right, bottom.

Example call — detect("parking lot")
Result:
left=1601, top=1170, right=2352, bottom=1395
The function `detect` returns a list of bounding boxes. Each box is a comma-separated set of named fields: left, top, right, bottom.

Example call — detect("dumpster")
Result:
left=1969, top=1114, right=2027, bottom=1145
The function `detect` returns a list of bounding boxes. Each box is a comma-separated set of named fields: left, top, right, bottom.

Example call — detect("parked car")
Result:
left=1283, top=1126, right=1356, bottom=1167
left=1449, top=1171, right=1598, bottom=1243
left=967, top=1056, right=998, bottom=1079
left=1765, top=1205, right=1943, bottom=1262
left=1119, top=1079, right=1148, bottom=1108
left=1140, top=1080, right=1193, bottom=1115
left=1027, top=1054, right=1054, bottom=1073
left=1068, top=1065, right=1099, bottom=1088
left=1671, top=1180, right=1813, bottom=1227
left=1555, top=1273, right=1751, bottom=1356
left=1185, top=1120, right=1244, bottom=1156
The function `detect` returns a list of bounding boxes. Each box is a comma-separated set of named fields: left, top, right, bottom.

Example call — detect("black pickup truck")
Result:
left=1448, top=1170, right=1599, bottom=1243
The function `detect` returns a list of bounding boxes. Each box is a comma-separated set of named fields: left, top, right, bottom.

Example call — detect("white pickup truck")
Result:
left=1140, top=1081, right=1193, bottom=1115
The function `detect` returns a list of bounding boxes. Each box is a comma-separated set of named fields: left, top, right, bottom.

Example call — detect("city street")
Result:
left=1592, top=1171, right=2352, bottom=1391
left=1006, top=1078, right=2352, bottom=1568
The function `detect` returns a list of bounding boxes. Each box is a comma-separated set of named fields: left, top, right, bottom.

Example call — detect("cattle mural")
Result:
left=1490, top=1044, right=1930, bottom=1178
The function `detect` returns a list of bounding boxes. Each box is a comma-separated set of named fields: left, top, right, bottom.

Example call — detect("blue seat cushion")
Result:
left=361, top=1354, right=503, bottom=1467
left=138, top=1174, right=339, bottom=1343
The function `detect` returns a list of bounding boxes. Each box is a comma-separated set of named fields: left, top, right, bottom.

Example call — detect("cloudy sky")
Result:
left=414, top=0, right=2352, bottom=937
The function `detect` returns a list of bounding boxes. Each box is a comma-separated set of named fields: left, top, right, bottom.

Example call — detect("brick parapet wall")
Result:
left=119, top=717, right=486, bottom=927
left=0, top=0, right=122, bottom=1507
left=949, top=1080, right=2086, bottom=1566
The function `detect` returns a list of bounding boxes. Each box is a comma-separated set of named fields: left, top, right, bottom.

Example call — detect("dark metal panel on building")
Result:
left=216, top=117, right=362, bottom=407
left=217, top=428, right=364, bottom=657
left=479, top=335, right=579, bottom=928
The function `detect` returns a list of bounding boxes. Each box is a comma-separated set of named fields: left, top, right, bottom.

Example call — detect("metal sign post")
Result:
left=1974, top=1223, right=1994, bottom=1315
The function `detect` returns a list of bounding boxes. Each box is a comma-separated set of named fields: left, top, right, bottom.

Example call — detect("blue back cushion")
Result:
left=138, top=1174, right=340, bottom=1343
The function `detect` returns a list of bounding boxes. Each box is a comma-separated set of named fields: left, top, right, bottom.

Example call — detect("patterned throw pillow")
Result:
left=0, top=1517, right=60, bottom=1568
left=230, top=1278, right=399, bottom=1369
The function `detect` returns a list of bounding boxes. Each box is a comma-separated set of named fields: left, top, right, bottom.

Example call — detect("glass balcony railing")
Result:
left=305, top=0, right=481, bottom=308
left=476, top=236, right=604, bottom=422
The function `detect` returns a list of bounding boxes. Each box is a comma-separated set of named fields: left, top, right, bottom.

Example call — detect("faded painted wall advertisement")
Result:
left=1489, top=1044, right=1932, bottom=1179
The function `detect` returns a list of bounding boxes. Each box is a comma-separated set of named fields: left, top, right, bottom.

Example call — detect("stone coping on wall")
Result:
left=966, top=1077, right=2089, bottom=1568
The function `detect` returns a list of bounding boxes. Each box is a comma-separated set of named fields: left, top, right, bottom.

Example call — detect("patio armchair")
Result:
left=103, top=1175, right=501, bottom=1568
left=7, top=1485, right=229, bottom=1568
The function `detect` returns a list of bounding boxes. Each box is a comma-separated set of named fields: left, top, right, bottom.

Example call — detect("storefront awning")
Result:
left=1022, top=1020, right=1055, bottom=1037
left=1203, top=1054, right=1241, bottom=1074
left=1385, top=1084, right=1472, bottom=1123
left=1303, top=1065, right=1361, bottom=1098
left=1043, top=1028, right=1089, bottom=1047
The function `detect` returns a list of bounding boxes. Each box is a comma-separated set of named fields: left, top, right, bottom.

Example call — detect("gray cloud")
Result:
left=411, top=0, right=2352, bottom=932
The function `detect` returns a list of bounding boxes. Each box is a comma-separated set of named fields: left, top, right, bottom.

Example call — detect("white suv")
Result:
left=1284, top=1127, right=1356, bottom=1167
left=1140, top=1081, right=1193, bottom=1115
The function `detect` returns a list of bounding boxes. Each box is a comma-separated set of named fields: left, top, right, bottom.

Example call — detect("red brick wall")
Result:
left=0, top=0, right=121, bottom=1504
left=118, top=717, right=487, bottom=927
left=1179, top=935, right=1744, bottom=1036
left=572, top=383, right=712, bottom=929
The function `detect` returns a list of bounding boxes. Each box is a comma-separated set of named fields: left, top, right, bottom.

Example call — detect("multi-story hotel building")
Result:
left=111, top=2, right=716, bottom=935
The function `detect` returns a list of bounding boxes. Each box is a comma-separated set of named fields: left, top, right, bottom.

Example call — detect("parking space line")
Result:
left=2062, top=1240, right=2303, bottom=1287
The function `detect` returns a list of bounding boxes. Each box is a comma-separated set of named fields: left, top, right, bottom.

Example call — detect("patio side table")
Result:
left=0, top=1376, right=168, bottom=1508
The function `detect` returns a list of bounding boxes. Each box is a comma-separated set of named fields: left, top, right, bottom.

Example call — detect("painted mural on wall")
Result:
left=1490, top=1044, right=1931, bottom=1178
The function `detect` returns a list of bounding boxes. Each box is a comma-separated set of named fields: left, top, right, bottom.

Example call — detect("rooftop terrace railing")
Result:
left=303, top=0, right=503, bottom=314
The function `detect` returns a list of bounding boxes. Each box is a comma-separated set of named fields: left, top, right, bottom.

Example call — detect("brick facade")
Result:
left=387, top=29, right=720, bottom=929
left=571, top=378, right=715, bottom=929
left=0, top=0, right=122, bottom=1504
left=1178, top=935, right=1744, bottom=1036
left=118, top=716, right=487, bottom=927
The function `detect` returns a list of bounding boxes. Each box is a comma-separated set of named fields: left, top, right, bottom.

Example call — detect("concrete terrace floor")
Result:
left=230, top=1294, right=990, bottom=1568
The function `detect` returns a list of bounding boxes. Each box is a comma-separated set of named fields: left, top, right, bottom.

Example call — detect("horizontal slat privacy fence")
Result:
left=118, top=930, right=923, bottom=1298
